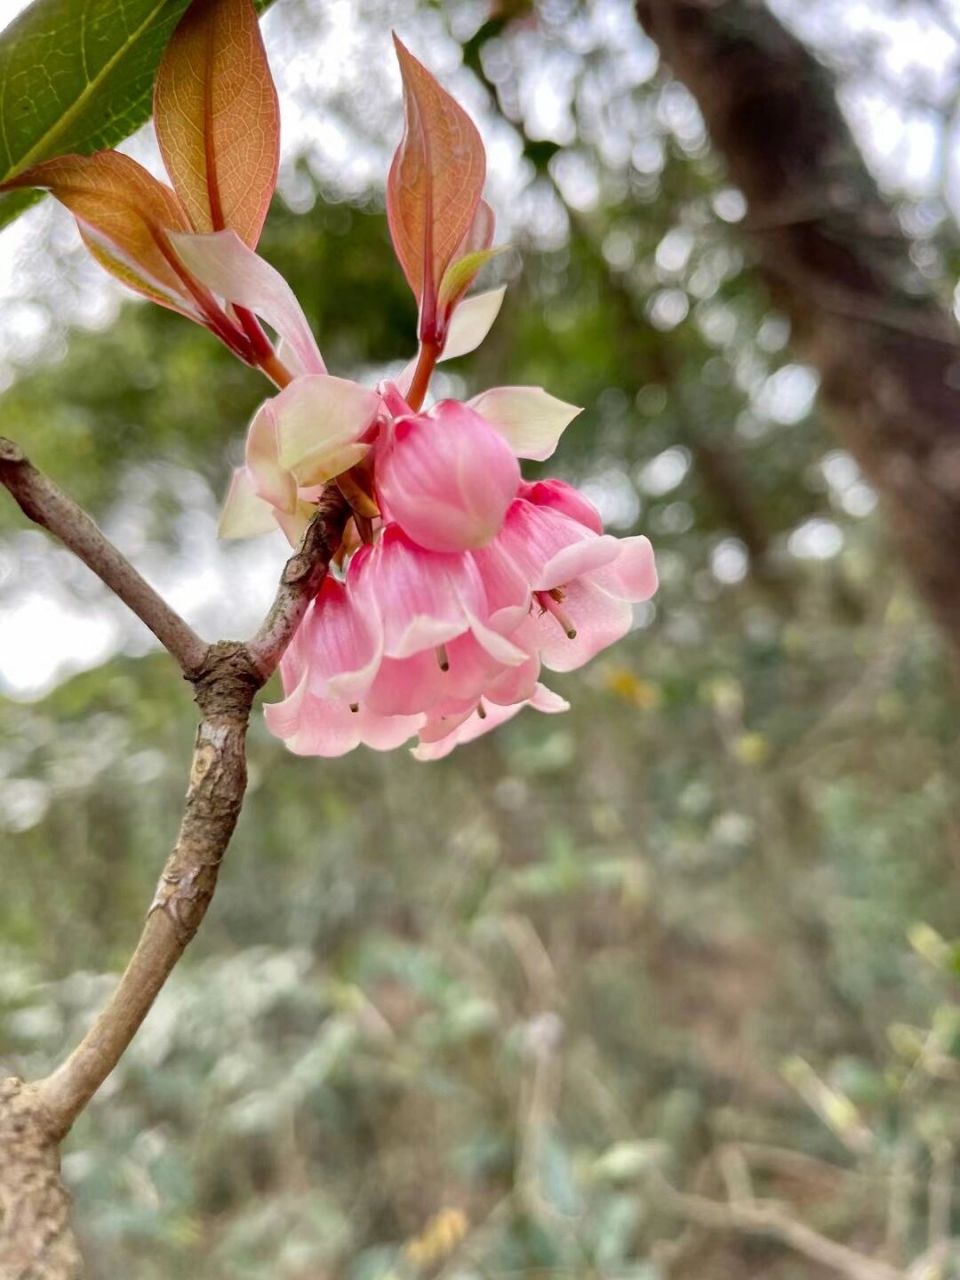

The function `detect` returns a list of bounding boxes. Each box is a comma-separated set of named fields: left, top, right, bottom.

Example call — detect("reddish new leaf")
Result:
left=436, top=198, right=497, bottom=319
left=154, top=0, right=280, bottom=248
left=387, top=36, right=486, bottom=341
left=1, top=152, right=196, bottom=315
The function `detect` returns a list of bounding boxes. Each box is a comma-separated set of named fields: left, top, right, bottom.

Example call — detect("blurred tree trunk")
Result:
left=636, top=0, right=960, bottom=662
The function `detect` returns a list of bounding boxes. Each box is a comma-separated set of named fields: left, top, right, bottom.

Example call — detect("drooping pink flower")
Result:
left=352, top=526, right=528, bottom=667
left=364, top=628, right=538, bottom=719
left=492, top=493, right=658, bottom=673
left=264, top=576, right=424, bottom=757
left=412, top=684, right=571, bottom=762
left=375, top=401, right=520, bottom=552
left=265, top=673, right=425, bottom=758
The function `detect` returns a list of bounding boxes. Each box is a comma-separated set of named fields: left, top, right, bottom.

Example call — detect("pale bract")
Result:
left=220, top=375, right=380, bottom=544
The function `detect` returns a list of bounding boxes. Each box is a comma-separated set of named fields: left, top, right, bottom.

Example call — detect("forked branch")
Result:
left=0, top=448, right=349, bottom=1277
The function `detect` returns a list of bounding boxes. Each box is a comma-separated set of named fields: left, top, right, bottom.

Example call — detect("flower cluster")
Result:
left=5, top=0, right=657, bottom=760
left=256, top=393, right=657, bottom=759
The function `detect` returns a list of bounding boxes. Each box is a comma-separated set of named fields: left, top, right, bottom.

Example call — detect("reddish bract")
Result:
left=0, top=0, right=281, bottom=363
left=387, top=36, right=487, bottom=346
left=1, top=152, right=196, bottom=317
left=154, top=0, right=280, bottom=247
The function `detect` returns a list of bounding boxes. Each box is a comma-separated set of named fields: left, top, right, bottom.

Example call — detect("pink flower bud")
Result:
left=375, top=400, right=520, bottom=552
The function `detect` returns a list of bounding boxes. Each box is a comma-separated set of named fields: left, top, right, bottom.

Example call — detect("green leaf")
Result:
left=436, top=246, right=506, bottom=311
left=0, top=0, right=271, bottom=232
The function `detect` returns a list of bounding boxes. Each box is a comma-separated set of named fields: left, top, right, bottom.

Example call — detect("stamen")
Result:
left=476, top=701, right=487, bottom=720
left=436, top=644, right=450, bottom=672
left=349, top=703, right=360, bottom=713
left=536, top=589, right=577, bottom=639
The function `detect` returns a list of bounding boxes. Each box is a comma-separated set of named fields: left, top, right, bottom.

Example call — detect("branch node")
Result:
left=188, top=640, right=263, bottom=717
left=148, top=867, right=203, bottom=940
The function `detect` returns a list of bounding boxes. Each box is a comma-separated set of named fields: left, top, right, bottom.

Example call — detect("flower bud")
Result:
left=375, top=400, right=520, bottom=552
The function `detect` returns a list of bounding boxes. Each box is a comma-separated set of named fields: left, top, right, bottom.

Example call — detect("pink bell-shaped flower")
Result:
left=354, top=525, right=521, bottom=661
left=363, top=628, right=536, bottom=719
left=265, top=674, right=424, bottom=758
left=412, top=684, right=570, bottom=762
left=375, top=400, right=520, bottom=553
left=263, top=576, right=424, bottom=757
left=494, top=493, right=659, bottom=673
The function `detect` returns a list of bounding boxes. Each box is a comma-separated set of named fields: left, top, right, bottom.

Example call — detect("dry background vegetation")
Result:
left=1, top=0, right=959, bottom=1275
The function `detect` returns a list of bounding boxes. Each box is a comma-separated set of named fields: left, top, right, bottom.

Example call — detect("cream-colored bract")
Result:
left=468, top=386, right=582, bottom=461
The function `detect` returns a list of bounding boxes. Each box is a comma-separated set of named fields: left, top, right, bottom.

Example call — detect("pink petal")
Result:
left=357, top=526, right=487, bottom=659
left=483, top=652, right=541, bottom=705
left=169, top=229, right=326, bottom=375
left=520, top=478, right=604, bottom=534
left=494, top=498, right=590, bottom=583
left=468, top=386, right=582, bottom=461
left=413, top=700, right=523, bottom=758
left=535, top=535, right=622, bottom=592
left=353, top=705, right=427, bottom=752
left=530, top=578, right=634, bottom=673
left=366, top=627, right=530, bottom=719
left=412, top=681, right=569, bottom=761
left=379, top=380, right=414, bottom=419
left=529, top=683, right=572, bottom=714
left=265, top=678, right=422, bottom=757
left=301, top=576, right=383, bottom=701
left=469, top=540, right=531, bottom=631
left=444, top=630, right=514, bottom=700
left=375, top=402, right=520, bottom=552
left=263, top=669, right=312, bottom=740
left=466, top=611, right=529, bottom=664
left=590, top=535, right=658, bottom=602
left=364, top=648, right=447, bottom=717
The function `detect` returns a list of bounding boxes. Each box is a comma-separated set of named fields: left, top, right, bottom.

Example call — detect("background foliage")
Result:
left=1, top=0, right=959, bottom=1276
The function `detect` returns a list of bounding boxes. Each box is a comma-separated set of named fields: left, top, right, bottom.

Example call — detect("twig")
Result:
left=650, top=1173, right=905, bottom=1280
left=0, top=437, right=207, bottom=677
left=247, top=485, right=350, bottom=679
